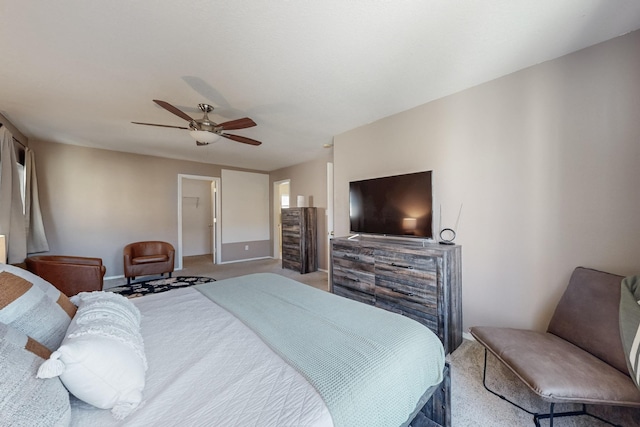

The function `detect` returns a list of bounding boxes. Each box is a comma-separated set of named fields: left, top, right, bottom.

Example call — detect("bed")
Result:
left=0, top=266, right=448, bottom=427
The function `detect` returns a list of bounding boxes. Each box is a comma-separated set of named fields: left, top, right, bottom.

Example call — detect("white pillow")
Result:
left=38, top=291, right=147, bottom=420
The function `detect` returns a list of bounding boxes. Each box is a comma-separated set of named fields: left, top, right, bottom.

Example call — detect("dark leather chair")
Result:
left=25, top=255, right=106, bottom=296
left=123, top=241, right=175, bottom=285
left=470, top=267, right=640, bottom=426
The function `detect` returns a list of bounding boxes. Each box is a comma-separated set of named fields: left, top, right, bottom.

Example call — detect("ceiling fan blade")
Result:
left=217, top=117, right=257, bottom=131
left=153, top=100, right=194, bottom=122
left=132, top=122, right=189, bottom=130
left=221, top=133, right=262, bottom=146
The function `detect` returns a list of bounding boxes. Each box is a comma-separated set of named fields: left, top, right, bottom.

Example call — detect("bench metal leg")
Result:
left=480, top=348, right=623, bottom=427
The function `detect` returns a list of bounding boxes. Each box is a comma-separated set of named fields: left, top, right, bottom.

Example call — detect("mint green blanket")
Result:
left=196, top=273, right=444, bottom=427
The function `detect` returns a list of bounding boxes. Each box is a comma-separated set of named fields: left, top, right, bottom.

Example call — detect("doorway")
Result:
left=177, top=174, right=221, bottom=270
left=326, top=162, right=333, bottom=284
left=272, top=179, right=290, bottom=260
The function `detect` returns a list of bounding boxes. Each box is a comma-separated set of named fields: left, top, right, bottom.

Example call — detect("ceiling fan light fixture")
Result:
left=189, top=130, right=221, bottom=144
left=135, top=100, right=261, bottom=146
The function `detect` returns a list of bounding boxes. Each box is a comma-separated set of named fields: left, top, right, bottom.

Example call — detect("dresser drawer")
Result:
left=375, top=285, right=437, bottom=317
left=375, top=295, right=438, bottom=336
left=282, top=244, right=300, bottom=260
left=332, top=241, right=374, bottom=265
left=333, top=284, right=375, bottom=306
left=375, top=251, right=438, bottom=300
left=331, top=240, right=375, bottom=294
left=281, top=221, right=300, bottom=233
left=332, top=264, right=375, bottom=295
left=282, top=233, right=300, bottom=247
left=375, top=249, right=438, bottom=274
left=375, top=273, right=438, bottom=305
left=374, top=249, right=439, bottom=327
left=282, top=257, right=301, bottom=271
left=281, top=208, right=301, bottom=221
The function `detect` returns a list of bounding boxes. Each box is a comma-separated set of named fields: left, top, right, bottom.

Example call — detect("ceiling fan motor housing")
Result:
left=190, top=104, right=220, bottom=133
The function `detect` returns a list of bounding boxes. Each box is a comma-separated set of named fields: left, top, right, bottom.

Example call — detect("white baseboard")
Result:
left=462, top=331, right=475, bottom=341
left=218, top=256, right=272, bottom=265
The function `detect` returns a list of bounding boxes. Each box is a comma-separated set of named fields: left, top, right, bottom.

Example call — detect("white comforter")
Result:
left=70, top=287, right=333, bottom=427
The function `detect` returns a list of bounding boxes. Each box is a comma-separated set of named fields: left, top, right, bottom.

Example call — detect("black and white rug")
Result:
left=108, top=276, right=216, bottom=298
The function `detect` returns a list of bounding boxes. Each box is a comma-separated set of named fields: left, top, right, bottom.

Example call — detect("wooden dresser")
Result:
left=330, top=236, right=462, bottom=354
left=281, top=207, right=317, bottom=274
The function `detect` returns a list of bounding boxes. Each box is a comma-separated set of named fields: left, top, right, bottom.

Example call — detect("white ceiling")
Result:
left=1, top=1, right=639, bottom=171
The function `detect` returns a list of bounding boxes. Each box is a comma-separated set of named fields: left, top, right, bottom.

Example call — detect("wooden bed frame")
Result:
left=408, top=362, right=450, bottom=427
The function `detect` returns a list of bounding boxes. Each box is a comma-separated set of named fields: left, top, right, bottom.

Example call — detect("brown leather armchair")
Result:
left=123, top=241, right=175, bottom=285
left=25, top=255, right=106, bottom=296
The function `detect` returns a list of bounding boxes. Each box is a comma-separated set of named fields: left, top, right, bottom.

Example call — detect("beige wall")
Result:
left=334, top=30, right=640, bottom=332
left=220, top=169, right=271, bottom=262
left=270, top=150, right=333, bottom=270
left=30, top=140, right=264, bottom=277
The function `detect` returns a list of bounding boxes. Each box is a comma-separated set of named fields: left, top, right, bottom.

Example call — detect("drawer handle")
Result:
left=345, top=255, right=360, bottom=260
left=392, top=288, right=415, bottom=297
left=347, top=276, right=360, bottom=282
left=391, top=262, right=413, bottom=269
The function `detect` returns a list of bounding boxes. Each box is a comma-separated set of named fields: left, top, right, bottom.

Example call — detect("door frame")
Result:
left=326, top=162, right=333, bottom=282
left=177, top=174, right=221, bottom=270
left=272, top=179, right=290, bottom=259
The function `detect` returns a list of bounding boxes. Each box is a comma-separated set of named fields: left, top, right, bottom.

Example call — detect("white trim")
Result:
left=462, top=331, right=475, bottom=341
left=326, top=161, right=333, bottom=287
left=273, top=179, right=290, bottom=259
left=218, top=256, right=272, bottom=265
left=178, top=174, right=221, bottom=270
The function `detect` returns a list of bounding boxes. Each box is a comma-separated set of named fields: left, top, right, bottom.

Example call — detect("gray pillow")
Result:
left=0, top=270, right=76, bottom=350
left=0, top=322, right=71, bottom=426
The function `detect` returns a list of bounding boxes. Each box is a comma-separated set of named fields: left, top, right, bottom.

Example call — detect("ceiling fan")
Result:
left=133, top=100, right=261, bottom=146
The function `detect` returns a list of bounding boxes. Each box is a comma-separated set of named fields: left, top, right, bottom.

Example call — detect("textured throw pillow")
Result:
left=38, top=291, right=147, bottom=420
left=0, top=322, right=71, bottom=427
left=0, top=271, right=75, bottom=350
left=0, top=263, right=65, bottom=299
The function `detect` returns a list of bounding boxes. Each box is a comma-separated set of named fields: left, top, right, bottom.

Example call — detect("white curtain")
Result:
left=0, top=127, right=26, bottom=263
left=25, top=148, right=49, bottom=253
left=0, top=127, right=49, bottom=263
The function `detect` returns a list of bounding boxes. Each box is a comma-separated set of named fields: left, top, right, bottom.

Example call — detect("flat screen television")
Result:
left=349, top=171, right=433, bottom=239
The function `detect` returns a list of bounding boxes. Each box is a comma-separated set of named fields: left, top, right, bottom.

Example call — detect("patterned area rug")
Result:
left=108, top=276, right=216, bottom=298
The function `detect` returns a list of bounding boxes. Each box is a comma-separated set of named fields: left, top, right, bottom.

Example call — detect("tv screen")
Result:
left=349, top=171, right=433, bottom=238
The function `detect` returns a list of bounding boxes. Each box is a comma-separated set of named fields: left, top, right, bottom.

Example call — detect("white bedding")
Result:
left=70, top=287, right=333, bottom=427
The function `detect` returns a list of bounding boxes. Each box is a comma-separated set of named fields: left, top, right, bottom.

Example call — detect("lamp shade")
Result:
left=189, top=130, right=221, bottom=144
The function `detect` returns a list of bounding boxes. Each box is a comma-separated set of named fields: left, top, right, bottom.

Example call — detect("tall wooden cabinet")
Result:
left=330, top=236, right=462, bottom=354
left=281, top=207, right=317, bottom=274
